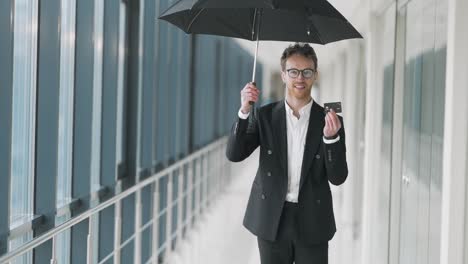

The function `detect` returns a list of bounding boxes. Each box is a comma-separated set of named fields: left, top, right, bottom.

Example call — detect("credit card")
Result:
left=324, top=102, right=342, bottom=114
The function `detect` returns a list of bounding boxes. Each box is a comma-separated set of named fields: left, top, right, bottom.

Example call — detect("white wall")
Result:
left=440, top=0, right=468, bottom=263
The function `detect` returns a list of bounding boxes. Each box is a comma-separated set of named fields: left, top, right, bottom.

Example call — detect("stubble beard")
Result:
left=287, top=84, right=312, bottom=102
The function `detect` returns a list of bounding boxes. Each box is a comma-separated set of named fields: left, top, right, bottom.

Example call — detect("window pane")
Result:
left=10, top=0, right=38, bottom=228
left=116, top=2, right=127, bottom=169
left=55, top=1, right=77, bottom=263
left=91, top=0, right=104, bottom=192
left=398, top=0, right=447, bottom=262
left=399, top=3, right=424, bottom=262
left=428, top=0, right=447, bottom=263
left=9, top=236, right=33, bottom=264
left=57, top=0, right=76, bottom=208
left=9, top=0, right=38, bottom=263
left=55, top=214, right=71, bottom=264
left=89, top=2, right=104, bottom=263
left=156, top=0, right=169, bottom=166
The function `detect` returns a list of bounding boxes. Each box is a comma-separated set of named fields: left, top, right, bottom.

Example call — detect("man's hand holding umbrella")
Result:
left=240, top=83, right=260, bottom=115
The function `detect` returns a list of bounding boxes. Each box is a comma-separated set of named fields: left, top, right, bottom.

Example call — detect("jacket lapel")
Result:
left=272, top=101, right=288, bottom=178
left=299, top=101, right=325, bottom=189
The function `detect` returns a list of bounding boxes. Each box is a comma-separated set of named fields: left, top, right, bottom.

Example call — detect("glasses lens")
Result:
left=303, top=69, right=314, bottom=78
left=288, top=69, right=299, bottom=78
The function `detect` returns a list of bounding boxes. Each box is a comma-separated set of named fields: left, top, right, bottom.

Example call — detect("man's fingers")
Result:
left=246, top=82, right=260, bottom=91
left=328, top=113, right=337, bottom=131
left=243, top=92, right=259, bottom=100
left=240, top=83, right=261, bottom=106
left=242, top=88, right=260, bottom=96
left=326, top=111, right=341, bottom=135
left=330, top=111, right=341, bottom=130
left=328, top=114, right=336, bottom=132
left=246, top=93, right=258, bottom=99
left=325, top=113, right=337, bottom=134
left=325, top=114, right=330, bottom=129
left=244, top=92, right=258, bottom=102
left=239, top=83, right=260, bottom=111
left=246, top=90, right=259, bottom=96
left=246, top=87, right=260, bottom=94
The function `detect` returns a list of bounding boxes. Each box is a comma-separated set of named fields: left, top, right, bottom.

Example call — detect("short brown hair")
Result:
left=280, top=43, right=318, bottom=71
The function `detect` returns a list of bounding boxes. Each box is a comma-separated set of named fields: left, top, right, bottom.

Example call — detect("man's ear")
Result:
left=281, top=71, right=286, bottom=83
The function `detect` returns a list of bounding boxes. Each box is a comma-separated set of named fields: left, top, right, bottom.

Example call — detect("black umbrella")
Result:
left=159, top=0, right=362, bottom=107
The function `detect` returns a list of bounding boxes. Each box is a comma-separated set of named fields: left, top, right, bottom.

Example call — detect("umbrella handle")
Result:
left=249, top=85, right=256, bottom=106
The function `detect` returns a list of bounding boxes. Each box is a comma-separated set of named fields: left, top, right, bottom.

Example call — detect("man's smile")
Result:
left=293, top=83, right=307, bottom=90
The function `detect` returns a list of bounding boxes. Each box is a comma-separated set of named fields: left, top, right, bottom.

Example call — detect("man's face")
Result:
left=281, top=54, right=317, bottom=101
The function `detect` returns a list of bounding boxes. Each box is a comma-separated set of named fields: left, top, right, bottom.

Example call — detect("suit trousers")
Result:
left=257, top=202, right=328, bottom=264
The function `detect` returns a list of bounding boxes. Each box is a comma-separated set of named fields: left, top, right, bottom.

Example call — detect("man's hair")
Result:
left=280, top=43, right=318, bottom=71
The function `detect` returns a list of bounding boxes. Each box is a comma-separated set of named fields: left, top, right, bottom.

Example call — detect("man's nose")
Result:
left=297, top=72, right=306, bottom=80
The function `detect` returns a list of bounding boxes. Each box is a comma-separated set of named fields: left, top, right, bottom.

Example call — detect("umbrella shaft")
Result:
left=252, top=39, right=259, bottom=82
left=251, top=9, right=262, bottom=83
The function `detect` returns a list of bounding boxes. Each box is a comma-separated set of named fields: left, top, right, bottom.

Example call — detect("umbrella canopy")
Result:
left=180, top=0, right=280, bottom=8
left=158, top=0, right=362, bottom=113
left=159, top=0, right=362, bottom=44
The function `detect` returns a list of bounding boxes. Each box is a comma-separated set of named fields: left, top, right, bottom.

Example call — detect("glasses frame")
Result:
left=285, top=68, right=317, bottom=79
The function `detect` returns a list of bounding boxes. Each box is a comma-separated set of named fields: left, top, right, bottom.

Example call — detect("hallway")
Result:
left=169, top=150, right=261, bottom=264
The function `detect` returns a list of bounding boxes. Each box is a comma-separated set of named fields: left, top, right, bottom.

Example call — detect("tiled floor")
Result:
left=170, top=150, right=261, bottom=264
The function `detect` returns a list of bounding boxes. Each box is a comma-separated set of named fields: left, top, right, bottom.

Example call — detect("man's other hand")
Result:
left=323, top=110, right=341, bottom=138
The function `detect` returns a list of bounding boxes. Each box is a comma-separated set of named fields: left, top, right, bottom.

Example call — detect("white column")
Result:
left=152, top=182, right=160, bottom=264
left=440, top=0, right=468, bottom=263
left=341, top=42, right=364, bottom=264
left=361, top=12, right=382, bottom=264
left=114, top=201, right=122, bottom=264
left=134, top=191, right=142, bottom=264
left=166, top=172, right=173, bottom=261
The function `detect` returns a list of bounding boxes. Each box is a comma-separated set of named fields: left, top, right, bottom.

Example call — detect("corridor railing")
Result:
left=0, top=137, right=232, bottom=264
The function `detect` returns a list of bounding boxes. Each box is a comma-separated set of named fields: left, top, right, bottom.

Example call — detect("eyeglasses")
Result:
left=286, top=68, right=316, bottom=79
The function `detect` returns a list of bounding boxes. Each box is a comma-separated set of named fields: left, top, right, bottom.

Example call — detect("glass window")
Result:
left=156, top=0, right=170, bottom=166
left=398, top=0, right=447, bottom=262
left=57, top=0, right=76, bottom=209
left=399, top=2, right=424, bottom=262
left=9, top=0, right=38, bottom=263
left=91, top=0, right=104, bottom=192
left=427, top=1, right=447, bottom=263
left=169, top=28, right=179, bottom=160
left=116, top=1, right=128, bottom=175
left=55, top=1, right=77, bottom=263
left=90, top=1, right=105, bottom=263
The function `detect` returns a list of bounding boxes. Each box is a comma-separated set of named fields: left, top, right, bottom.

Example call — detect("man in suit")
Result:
left=226, top=43, right=348, bottom=264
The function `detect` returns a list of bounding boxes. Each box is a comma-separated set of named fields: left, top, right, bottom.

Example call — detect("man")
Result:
left=226, top=43, right=348, bottom=264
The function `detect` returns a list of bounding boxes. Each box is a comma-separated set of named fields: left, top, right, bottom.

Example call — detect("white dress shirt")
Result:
left=284, top=99, right=312, bottom=202
left=238, top=100, right=340, bottom=203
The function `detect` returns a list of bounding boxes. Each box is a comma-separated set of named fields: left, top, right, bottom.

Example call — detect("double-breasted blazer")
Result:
left=226, top=100, right=348, bottom=244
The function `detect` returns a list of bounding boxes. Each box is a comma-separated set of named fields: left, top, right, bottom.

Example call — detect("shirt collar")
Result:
left=284, top=98, right=313, bottom=119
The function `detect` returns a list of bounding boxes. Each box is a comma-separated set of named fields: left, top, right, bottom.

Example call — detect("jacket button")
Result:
left=267, top=172, right=272, bottom=177
left=315, top=154, right=321, bottom=159
left=316, top=199, right=321, bottom=204
left=262, top=194, right=266, bottom=200
left=267, top=150, right=272, bottom=155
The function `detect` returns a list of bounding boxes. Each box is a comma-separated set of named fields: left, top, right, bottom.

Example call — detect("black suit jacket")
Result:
left=226, top=100, right=348, bottom=244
